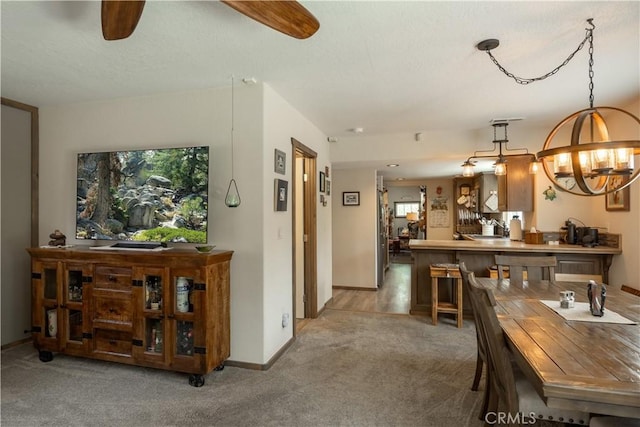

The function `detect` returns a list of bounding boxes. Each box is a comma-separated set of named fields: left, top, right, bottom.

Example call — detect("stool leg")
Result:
left=456, top=278, right=463, bottom=328
left=431, top=277, right=438, bottom=325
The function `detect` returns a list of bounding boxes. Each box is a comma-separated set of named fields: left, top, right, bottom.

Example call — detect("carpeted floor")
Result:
left=1, top=309, right=485, bottom=427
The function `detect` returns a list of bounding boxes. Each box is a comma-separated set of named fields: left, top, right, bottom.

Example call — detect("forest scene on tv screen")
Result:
left=76, top=146, right=209, bottom=243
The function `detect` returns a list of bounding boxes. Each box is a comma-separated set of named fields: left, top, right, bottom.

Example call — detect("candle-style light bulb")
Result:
left=462, top=160, right=475, bottom=177
left=494, top=161, right=506, bottom=176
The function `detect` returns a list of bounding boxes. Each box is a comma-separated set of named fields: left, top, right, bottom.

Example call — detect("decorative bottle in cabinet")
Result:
left=176, top=277, right=190, bottom=313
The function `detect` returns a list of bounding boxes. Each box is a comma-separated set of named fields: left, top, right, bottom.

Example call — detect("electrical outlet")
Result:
left=281, top=313, right=290, bottom=328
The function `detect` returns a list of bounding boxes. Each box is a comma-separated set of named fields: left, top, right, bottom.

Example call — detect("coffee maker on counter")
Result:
left=562, top=220, right=599, bottom=247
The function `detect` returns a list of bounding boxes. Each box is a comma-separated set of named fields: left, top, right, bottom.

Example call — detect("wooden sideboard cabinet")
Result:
left=27, top=246, right=232, bottom=387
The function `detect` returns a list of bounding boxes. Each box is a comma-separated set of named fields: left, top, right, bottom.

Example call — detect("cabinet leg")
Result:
left=214, top=362, right=225, bottom=371
left=188, top=374, right=205, bottom=387
left=38, top=350, right=53, bottom=363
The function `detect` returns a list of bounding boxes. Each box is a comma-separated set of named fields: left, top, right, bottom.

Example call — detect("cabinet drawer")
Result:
left=94, top=266, right=132, bottom=290
left=93, top=294, right=132, bottom=325
left=93, top=329, right=132, bottom=356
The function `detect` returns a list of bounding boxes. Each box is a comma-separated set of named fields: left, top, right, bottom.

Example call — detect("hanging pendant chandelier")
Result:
left=460, top=121, right=536, bottom=177
left=478, top=19, right=640, bottom=196
left=225, top=76, right=241, bottom=208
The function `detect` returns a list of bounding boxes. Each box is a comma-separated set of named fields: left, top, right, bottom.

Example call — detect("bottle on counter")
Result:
left=510, top=215, right=522, bottom=241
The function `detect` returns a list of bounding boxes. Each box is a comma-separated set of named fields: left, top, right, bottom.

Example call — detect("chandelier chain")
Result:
left=588, top=30, right=595, bottom=108
left=485, top=20, right=595, bottom=85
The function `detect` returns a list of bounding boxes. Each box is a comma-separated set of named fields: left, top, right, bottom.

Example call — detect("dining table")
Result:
left=474, top=277, right=640, bottom=419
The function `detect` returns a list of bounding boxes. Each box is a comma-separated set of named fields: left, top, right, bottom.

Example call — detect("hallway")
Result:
left=327, top=262, right=411, bottom=314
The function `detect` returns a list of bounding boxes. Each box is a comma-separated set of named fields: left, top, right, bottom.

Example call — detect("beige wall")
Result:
left=331, top=168, right=378, bottom=289
left=262, top=84, right=332, bottom=360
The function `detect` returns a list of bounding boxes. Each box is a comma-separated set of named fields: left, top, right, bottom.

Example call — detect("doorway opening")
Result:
left=291, top=138, right=318, bottom=334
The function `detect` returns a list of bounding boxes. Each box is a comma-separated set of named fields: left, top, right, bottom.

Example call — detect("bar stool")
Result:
left=430, top=263, right=463, bottom=328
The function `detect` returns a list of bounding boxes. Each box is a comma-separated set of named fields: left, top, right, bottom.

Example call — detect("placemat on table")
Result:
left=540, top=300, right=637, bottom=324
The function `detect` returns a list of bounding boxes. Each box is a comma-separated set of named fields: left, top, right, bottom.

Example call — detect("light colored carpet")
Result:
left=1, top=309, right=485, bottom=427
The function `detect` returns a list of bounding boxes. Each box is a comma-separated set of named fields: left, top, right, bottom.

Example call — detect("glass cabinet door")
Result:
left=42, top=265, right=59, bottom=339
left=145, top=318, right=164, bottom=354
left=136, top=268, right=167, bottom=361
left=66, top=268, right=83, bottom=303
left=145, top=275, right=163, bottom=312
left=31, top=260, right=62, bottom=360
left=176, top=320, right=194, bottom=356
left=62, top=264, right=90, bottom=351
left=168, top=271, right=203, bottom=371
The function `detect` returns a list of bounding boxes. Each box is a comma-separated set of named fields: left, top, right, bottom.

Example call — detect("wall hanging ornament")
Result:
left=543, top=186, right=557, bottom=201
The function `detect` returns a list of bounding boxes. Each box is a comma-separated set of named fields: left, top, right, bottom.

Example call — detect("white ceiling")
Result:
left=2, top=1, right=639, bottom=180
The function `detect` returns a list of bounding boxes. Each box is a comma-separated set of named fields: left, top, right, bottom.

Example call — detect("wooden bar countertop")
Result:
left=409, top=239, right=621, bottom=255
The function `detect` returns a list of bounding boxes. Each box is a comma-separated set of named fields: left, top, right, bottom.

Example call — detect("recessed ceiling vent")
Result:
left=490, top=117, right=524, bottom=124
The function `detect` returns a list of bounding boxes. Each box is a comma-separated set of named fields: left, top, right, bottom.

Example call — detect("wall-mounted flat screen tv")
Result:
left=76, top=146, right=209, bottom=244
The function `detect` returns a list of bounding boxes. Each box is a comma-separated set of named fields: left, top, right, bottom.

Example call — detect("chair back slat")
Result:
left=555, top=273, right=603, bottom=283
left=494, top=255, right=557, bottom=286
left=459, top=262, right=486, bottom=357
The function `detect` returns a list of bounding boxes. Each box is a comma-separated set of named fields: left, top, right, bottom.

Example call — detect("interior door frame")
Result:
left=1, top=97, right=39, bottom=247
left=1, top=97, right=39, bottom=349
left=291, top=138, right=317, bottom=332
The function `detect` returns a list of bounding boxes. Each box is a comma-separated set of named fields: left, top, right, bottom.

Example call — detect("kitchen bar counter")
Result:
left=410, top=238, right=621, bottom=254
left=408, top=238, right=621, bottom=315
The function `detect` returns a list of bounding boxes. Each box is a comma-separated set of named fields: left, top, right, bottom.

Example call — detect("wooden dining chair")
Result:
left=465, top=273, right=590, bottom=426
left=494, top=255, right=557, bottom=286
left=621, top=285, right=640, bottom=297
left=459, top=262, right=490, bottom=421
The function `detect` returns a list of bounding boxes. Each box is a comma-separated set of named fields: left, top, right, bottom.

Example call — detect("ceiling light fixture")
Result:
left=478, top=19, right=640, bottom=196
left=387, top=163, right=399, bottom=168
left=461, top=122, right=536, bottom=177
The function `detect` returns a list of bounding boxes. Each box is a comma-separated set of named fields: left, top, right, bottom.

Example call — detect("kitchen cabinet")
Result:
left=474, top=173, right=499, bottom=213
left=497, top=155, right=534, bottom=212
left=27, top=247, right=232, bottom=387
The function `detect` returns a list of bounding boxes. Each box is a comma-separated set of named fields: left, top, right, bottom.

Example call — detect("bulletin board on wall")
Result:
left=429, top=186, right=450, bottom=228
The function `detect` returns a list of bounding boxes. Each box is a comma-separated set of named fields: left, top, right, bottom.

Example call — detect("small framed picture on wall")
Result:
left=274, top=149, right=286, bottom=175
left=319, top=171, right=326, bottom=193
left=274, top=179, right=288, bottom=211
left=605, top=176, right=630, bottom=211
left=342, top=191, right=360, bottom=206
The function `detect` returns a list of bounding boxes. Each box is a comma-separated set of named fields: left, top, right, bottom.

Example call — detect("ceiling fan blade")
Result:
left=101, top=0, right=146, bottom=40
left=221, top=1, right=319, bottom=39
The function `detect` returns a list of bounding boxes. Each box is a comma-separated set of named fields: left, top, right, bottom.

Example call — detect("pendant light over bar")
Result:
left=478, top=19, right=640, bottom=195
left=461, top=121, right=536, bottom=177
left=225, top=76, right=241, bottom=207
